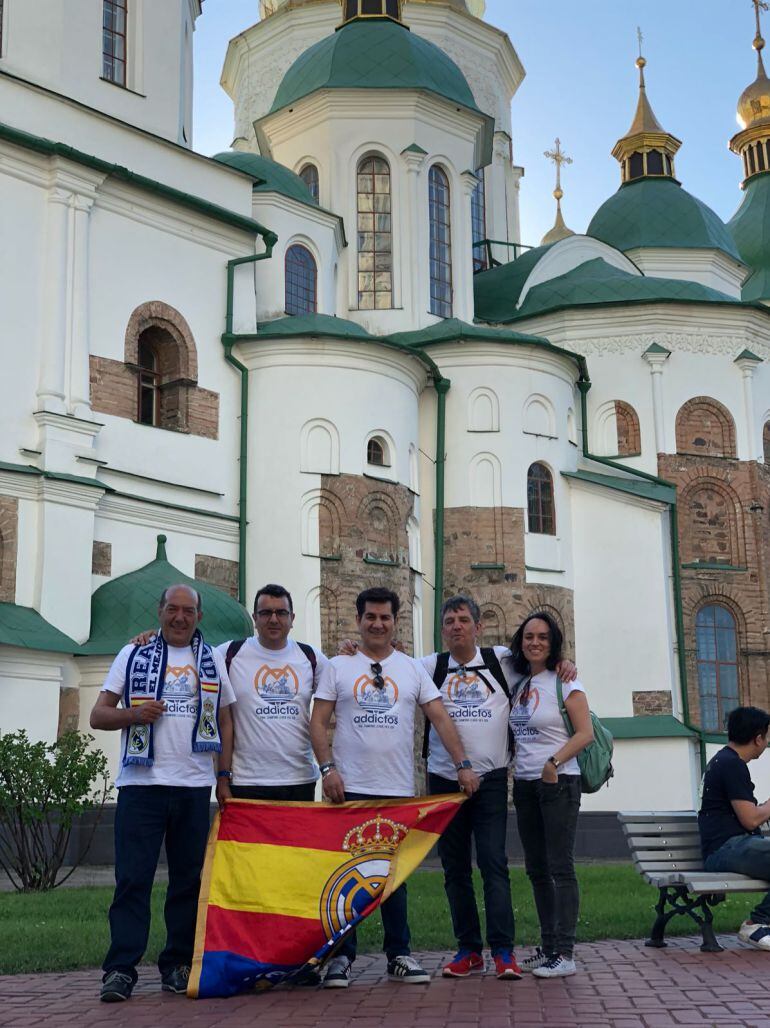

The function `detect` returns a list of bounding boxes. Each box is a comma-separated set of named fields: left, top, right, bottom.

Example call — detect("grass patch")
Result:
left=0, top=864, right=755, bottom=975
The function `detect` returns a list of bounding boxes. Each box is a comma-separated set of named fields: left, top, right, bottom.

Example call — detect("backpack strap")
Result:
left=225, top=638, right=247, bottom=675
left=479, top=647, right=511, bottom=698
left=297, top=642, right=318, bottom=689
left=423, top=652, right=452, bottom=760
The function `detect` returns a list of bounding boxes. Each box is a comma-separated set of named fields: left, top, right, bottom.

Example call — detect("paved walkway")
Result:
left=2, top=936, right=770, bottom=1028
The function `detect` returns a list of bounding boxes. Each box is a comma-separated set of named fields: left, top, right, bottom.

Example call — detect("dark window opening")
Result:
left=748, top=146, right=757, bottom=177
left=137, top=337, right=159, bottom=427
left=696, top=604, right=740, bottom=732
left=357, top=156, right=392, bottom=310
left=646, top=150, right=664, bottom=175
left=103, top=0, right=128, bottom=86
left=527, top=462, right=555, bottom=535
left=299, top=164, right=320, bottom=204
left=758, top=145, right=767, bottom=172
left=367, top=438, right=389, bottom=466
left=429, top=165, right=453, bottom=318
left=471, top=168, right=487, bottom=272
left=0, top=0, right=5, bottom=57
left=628, top=152, right=644, bottom=179
left=285, top=244, right=318, bottom=316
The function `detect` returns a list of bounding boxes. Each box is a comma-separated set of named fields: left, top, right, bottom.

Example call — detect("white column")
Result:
left=456, top=170, right=479, bottom=323
left=735, top=351, right=763, bottom=461
left=400, top=146, right=427, bottom=323
left=37, top=188, right=71, bottom=413
left=69, top=193, right=97, bottom=417
left=642, top=344, right=671, bottom=454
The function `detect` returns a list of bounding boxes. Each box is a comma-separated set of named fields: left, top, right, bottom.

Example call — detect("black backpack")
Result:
left=225, top=639, right=318, bottom=689
left=422, top=647, right=512, bottom=760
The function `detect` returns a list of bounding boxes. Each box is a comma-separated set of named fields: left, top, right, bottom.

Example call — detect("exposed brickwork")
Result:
left=764, top=421, right=770, bottom=464
left=675, top=396, right=737, bottom=458
left=90, top=355, right=137, bottom=420
left=57, top=688, right=79, bottom=737
left=124, top=301, right=198, bottom=380
left=659, top=453, right=770, bottom=729
left=615, top=400, right=641, bottom=456
left=186, top=385, right=220, bottom=440
left=0, top=495, right=18, bottom=603
left=632, top=690, right=673, bottom=715
left=195, top=554, right=239, bottom=599
left=91, top=540, right=112, bottom=577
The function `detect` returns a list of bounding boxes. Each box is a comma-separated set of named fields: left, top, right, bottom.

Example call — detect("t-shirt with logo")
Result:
left=315, top=649, right=441, bottom=797
left=509, top=670, right=585, bottom=780
left=216, top=637, right=328, bottom=786
left=102, top=644, right=235, bottom=788
left=421, top=646, right=516, bottom=780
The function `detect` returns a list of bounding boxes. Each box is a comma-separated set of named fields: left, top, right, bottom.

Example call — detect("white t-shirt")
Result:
left=509, top=670, right=586, bottom=780
left=421, top=646, right=516, bottom=780
left=102, top=644, right=235, bottom=788
left=216, top=637, right=328, bottom=786
left=315, top=649, right=441, bottom=797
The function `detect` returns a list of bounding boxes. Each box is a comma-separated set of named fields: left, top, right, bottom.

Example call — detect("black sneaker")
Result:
left=323, top=956, right=352, bottom=988
left=386, top=955, right=430, bottom=983
left=100, top=970, right=134, bottom=1002
left=161, top=965, right=191, bottom=994
left=293, top=965, right=322, bottom=987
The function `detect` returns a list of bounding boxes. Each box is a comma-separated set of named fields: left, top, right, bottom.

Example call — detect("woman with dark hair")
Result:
left=508, top=612, right=594, bottom=978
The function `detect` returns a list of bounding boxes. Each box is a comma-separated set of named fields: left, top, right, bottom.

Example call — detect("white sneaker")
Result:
left=387, top=955, right=430, bottom=983
left=738, top=920, right=770, bottom=950
left=532, top=954, right=576, bottom=978
left=520, top=947, right=549, bottom=973
left=323, top=956, right=352, bottom=988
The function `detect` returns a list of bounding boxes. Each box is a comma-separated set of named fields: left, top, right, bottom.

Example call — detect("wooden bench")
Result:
left=618, top=810, right=770, bottom=952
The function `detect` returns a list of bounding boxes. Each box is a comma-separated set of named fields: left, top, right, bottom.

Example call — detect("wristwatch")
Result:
left=217, top=769, right=233, bottom=780
left=455, top=759, right=473, bottom=772
left=548, top=756, right=561, bottom=769
left=319, top=761, right=337, bottom=778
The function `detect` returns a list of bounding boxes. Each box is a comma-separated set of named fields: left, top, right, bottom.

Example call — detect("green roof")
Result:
left=602, top=715, right=694, bottom=740
left=387, top=318, right=548, bottom=348
left=0, top=603, right=79, bottom=653
left=473, top=245, right=553, bottom=323
left=269, top=20, right=492, bottom=157
left=79, top=536, right=253, bottom=656
left=728, top=173, right=770, bottom=301
left=213, top=151, right=318, bottom=208
left=257, top=314, right=375, bottom=340
left=587, top=178, right=741, bottom=261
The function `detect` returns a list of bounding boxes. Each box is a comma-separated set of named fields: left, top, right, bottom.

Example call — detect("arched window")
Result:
left=429, top=165, right=453, bottom=317
left=103, top=0, right=128, bottom=86
left=367, top=436, right=389, bottom=467
left=299, top=163, right=319, bottom=204
left=527, top=463, right=555, bottom=535
left=285, top=244, right=317, bottom=316
left=471, top=167, right=487, bottom=272
left=675, top=397, right=736, bottom=458
left=696, top=604, right=740, bottom=731
left=137, top=336, right=159, bottom=426
left=629, top=151, right=644, bottom=180
left=357, top=156, right=392, bottom=310
left=615, top=401, right=641, bottom=456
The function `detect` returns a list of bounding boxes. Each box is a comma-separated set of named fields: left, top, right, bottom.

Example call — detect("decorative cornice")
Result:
left=573, top=332, right=770, bottom=359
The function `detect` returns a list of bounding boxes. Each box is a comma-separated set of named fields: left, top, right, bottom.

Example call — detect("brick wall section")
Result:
left=632, top=690, right=673, bottom=716
left=0, top=496, right=18, bottom=603
left=195, top=555, right=239, bottom=599
left=90, top=355, right=136, bottom=420
left=92, top=541, right=112, bottom=576
left=675, top=397, right=737, bottom=458
left=659, top=453, right=770, bottom=727
left=615, top=401, right=641, bottom=457
left=58, top=689, right=80, bottom=738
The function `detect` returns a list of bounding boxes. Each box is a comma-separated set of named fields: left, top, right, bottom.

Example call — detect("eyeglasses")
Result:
left=255, top=609, right=292, bottom=620
left=370, top=662, right=385, bottom=690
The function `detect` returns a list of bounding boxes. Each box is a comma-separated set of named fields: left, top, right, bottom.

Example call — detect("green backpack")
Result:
left=556, top=678, right=614, bottom=794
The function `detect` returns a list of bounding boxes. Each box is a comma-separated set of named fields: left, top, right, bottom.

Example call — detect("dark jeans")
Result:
left=230, top=782, right=316, bottom=801
left=513, top=775, right=581, bottom=959
left=704, top=834, right=770, bottom=923
left=429, top=769, right=514, bottom=953
left=102, top=785, right=211, bottom=983
left=336, top=792, right=410, bottom=963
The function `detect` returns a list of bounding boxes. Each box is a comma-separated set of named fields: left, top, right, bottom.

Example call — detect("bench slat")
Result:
left=625, top=835, right=700, bottom=849
left=637, top=860, right=704, bottom=872
left=618, top=811, right=697, bottom=822
left=622, top=823, right=700, bottom=837
left=678, top=873, right=770, bottom=892
left=633, top=848, right=703, bottom=861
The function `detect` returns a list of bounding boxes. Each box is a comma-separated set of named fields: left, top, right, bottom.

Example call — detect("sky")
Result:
left=192, top=1, right=761, bottom=247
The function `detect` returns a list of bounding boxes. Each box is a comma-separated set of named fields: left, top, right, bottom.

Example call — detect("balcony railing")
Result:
left=472, top=239, right=532, bottom=273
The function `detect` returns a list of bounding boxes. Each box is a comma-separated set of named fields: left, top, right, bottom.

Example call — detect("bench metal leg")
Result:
left=645, top=887, right=675, bottom=948
left=645, top=886, right=725, bottom=952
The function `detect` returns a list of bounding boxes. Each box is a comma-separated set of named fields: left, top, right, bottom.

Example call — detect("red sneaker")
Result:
left=442, top=950, right=485, bottom=977
left=493, top=950, right=523, bottom=980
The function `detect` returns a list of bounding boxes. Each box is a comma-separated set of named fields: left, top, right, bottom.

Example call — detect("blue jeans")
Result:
left=704, top=834, right=770, bottom=924
left=429, top=769, right=514, bottom=953
left=102, top=785, right=211, bottom=983
left=335, top=792, right=410, bottom=963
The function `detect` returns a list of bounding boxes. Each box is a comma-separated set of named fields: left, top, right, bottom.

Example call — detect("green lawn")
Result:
left=0, top=864, right=754, bottom=975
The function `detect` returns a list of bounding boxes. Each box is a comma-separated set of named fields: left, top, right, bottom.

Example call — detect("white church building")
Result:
left=2, top=0, right=770, bottom=815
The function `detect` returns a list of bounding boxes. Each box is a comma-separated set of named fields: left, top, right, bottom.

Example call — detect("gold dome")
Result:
left=729, top=6, right=770, bottom=182
left=737, top=47, right=770, bottom=129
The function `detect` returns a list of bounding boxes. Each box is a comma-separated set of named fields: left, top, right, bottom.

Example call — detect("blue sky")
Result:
left=193, top=1, right=759, bottom=246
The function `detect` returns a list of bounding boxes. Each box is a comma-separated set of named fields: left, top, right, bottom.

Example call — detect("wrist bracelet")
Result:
left=319, top=761, right=336, bottom=778
left=217, top=770, right=233, bottom=780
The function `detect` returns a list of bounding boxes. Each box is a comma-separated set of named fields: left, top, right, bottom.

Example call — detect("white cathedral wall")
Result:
left=0, top=649, right=64, bottom=743
left=582, top=737, right=700, bottom=812
left=624, top=249, right=747, bottom=300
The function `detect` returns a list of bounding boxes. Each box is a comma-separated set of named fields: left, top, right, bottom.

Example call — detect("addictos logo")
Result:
left=319, top=816, right=407, bottom=941
left=509, top=687, right=540, bottom=729
left=353, top=673, right=398, bottom=711
left=254, top=664, right=300, bottom=703
left=164, top=664, right=198, bottom=698
left=445, top=671, right=491, bottom=708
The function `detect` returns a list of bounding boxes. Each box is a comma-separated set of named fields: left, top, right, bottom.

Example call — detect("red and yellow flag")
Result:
left=188, top=794, right=465, bottom=997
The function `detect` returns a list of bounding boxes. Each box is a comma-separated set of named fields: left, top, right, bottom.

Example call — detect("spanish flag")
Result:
left=188, top=794, right=465, bottom=997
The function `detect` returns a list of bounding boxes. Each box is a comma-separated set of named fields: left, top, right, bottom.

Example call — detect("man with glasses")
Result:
left=310, top=586, right=479, bottom=989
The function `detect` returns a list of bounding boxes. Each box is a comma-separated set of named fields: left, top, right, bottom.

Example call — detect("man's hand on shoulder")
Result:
left=556, top=659, right=577, bottom=683
left=130, top=628, right=159, bottom=646
left=338, top=639, right=358, bottom=656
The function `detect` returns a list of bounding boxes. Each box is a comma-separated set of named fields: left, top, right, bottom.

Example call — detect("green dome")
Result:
left=473, top=244, right=553, bottom=323
left=269, top=19, right=485, bottom=121
left=587, top=178, right=740, bottom=261
left=213, top=150, right=317, bottom=207
left=728, top=173, right=770, bottom=301
left=80, top=535, right=253, bottom=655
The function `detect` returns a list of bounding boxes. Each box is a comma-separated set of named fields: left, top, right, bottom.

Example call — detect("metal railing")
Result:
left=472, top=239, right=532, bottom=273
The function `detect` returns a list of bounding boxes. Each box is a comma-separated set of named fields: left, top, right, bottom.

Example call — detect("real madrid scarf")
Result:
left=122, top=629, right=223, bottom=766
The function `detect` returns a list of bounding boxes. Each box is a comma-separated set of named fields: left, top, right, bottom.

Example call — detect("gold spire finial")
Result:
left=731, top=0, right=770, bottom=174
left=636, top=26, right=647, bottom=85
left=541, top=138, right=575, bottom=245
left=753, top=0, right=768, bottom=53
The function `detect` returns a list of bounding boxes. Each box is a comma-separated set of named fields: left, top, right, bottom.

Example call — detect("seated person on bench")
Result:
left=698, top=706, right=770, bottom=951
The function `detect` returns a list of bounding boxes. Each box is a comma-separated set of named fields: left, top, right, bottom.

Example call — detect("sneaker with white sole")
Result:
left=323, top=956, right=352, bottom=988
left=738, top=920, right=770, bottom=950
left=532, top=954, right=576, bottom=978
left=100, top=970, right=134, bottom=1002
left=520, top=947, right=550, bottom=973
left=387, top=955, right=430, bottom=983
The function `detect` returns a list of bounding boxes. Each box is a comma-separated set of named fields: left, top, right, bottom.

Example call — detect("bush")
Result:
left=0, top=730, right=111, bottom=891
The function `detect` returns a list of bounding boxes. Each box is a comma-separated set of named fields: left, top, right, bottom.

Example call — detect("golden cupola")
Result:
left=611, top=32, right=681, bottom=184
left=730, top=1, right=770, bottom=182
left=541, top=138, right=575, bottom=245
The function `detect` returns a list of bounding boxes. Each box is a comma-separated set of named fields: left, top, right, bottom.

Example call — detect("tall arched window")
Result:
left=527, top=462, right=555, bottom=535
left=429, top=165, right=453, bottom=317
left=696, top=604, right=740, bottom=731
left=299, top=163, right=319, bottom=204
left=103, top=0, right=128, bottom=86
left=471, top=167, right=487, bottom=272
left=285, top=244, right=317, bottom=316
left=357, top=156, right=392, bottom=310
left=137, top=335, right=160, bottom=426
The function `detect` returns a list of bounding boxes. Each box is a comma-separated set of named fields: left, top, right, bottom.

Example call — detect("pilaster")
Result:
left=642, top=343, right=671, bottom=454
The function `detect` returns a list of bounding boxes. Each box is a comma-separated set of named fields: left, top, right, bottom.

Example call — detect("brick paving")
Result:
left=2, top=936, right=770, bottom=1028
